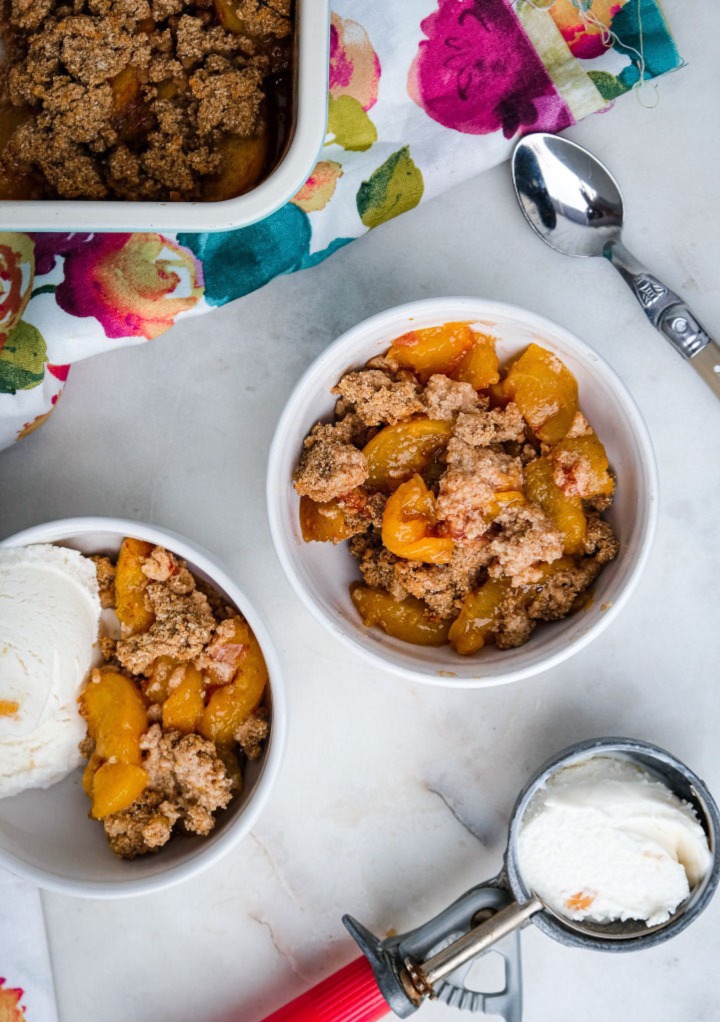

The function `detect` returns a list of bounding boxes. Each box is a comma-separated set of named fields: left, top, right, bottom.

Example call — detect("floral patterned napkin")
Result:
left=0, top=0, right=681, bottom=451
left=0, top=873, right=59, bottom=1022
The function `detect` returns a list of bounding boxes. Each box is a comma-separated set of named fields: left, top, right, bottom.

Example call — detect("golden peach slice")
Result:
left=500, top=343, right=578, bottom=445
left=115, top=538, right=155, bottom=635
left=162, top=665, right=206, bottom=734
left=382, top=474, right=454, bottom=564
left=299, top=494, right=357, bottom=543
left=388, top=322, right=475, bottom=382
left=199, top=622, right=268, bottom=745
left=91, top=762, right=148, bottom=820
left=524, top=457, right=586, bottom=555
left=449, top=578, right=512, bottom=655
left=351, top=585, right=451, bottom=646
left=79, top=668, right=148, bottom=766
left=451, top=332, right=500, bottom=390
left=363, top=419, right=452, bottom=492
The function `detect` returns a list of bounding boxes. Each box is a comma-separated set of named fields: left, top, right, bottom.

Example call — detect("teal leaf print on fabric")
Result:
left=0, top=321, right=47, bottom=394
left=179, top=204, right=312, bottom=307
left=326, top=95, right=378, bottom=152
left=612, top=0, right=682, bottom=89
left=357, top=147, right=424, bottom=229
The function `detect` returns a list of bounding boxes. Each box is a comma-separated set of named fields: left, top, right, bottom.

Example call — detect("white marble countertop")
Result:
left=1, top=2, right=718, bottom=1019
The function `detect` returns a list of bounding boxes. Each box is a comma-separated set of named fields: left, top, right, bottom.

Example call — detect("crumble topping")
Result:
left=115, top=583, right=215, bottom=675
left=104, top=789, right=181, bottom=859
left=436, top=442, right=524, bottom=542
left=92, top=555, right=116, bottom=609
left=140, top=723, right=234, bottom=837
left=234, top=707, right=269, bottom=760
left=394, top=543, right=492, bottom=620
left=332, top=368, right=424, bottom=427
left=487, top=504, right=563, bottom=586
left=141, top=545, right=195, bottom=594
left=454, top=404, right=526, bottom=446
left=295, top=326, right=620, bottom=656
left=421, top=374, right=485, bottom=420
left=0, top=0, right=293, bottom=200
left=80, top=539, right=270, bottom=859
left=549, top=445, right=612, bottom=501
left=293, top=422, right=369, bottom=504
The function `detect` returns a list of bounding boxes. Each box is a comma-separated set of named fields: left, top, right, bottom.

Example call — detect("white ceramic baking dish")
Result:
left=0, top=0, right=330, bottom=233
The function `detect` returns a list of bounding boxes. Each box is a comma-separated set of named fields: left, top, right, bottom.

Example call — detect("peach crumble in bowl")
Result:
left=0, top=518, right=285, bottom=897
left=267, top=298, right=658, bottom=686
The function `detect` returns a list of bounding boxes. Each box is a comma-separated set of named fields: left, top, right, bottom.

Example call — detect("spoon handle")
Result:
left=605, top=241, right=720, bottom=399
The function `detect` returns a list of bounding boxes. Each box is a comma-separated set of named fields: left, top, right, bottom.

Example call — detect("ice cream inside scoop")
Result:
left=0, top=544, right=101, bottom=796
left=517, top=756, right=713, bottom=928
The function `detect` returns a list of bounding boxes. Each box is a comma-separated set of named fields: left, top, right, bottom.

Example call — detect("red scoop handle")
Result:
left=260, top=956, right=390, bottom=1022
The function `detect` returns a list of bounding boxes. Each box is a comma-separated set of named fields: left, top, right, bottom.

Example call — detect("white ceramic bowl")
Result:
left=0, top=517, right=286, bottom=897
left=0, top=0, right=329, bottom=232
left=267, top=297, right=658, bottom=687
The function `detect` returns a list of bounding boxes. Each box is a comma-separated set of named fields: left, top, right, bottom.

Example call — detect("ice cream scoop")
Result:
left=0, top=544, right=100, bottom=797
left=261, top=738, right=719, bottom=1022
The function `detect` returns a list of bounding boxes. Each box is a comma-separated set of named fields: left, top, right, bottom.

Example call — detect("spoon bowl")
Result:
left=511, top=132, right=720, bottom=396
left=512, top=132, right=623, bottom=257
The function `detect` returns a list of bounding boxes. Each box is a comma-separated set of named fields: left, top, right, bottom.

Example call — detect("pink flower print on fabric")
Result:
left=56, top=234, right=204, bottom=340
left=30, top=233, right=93, bottom=276
left=408, top=0, right=573, bottom=138
left=329, top=12, right=381, bottom=111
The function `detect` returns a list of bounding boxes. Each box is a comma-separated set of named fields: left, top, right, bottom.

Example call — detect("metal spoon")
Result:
left=511, top=132, right=720, bottom=399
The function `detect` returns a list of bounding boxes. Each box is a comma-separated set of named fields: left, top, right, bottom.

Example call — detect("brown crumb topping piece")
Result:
left=190, top=67, right=263, bottom=135
left=332, top=368, right=424, bottom=427
left=454, top=404, right=526, bottom=447
left=436, top=440, right=524, bottom=542
left=115, top=581, right=215, bottom=675
left=487, top=504, right=563, bottom=586
left=103, top=789, right=181, bottom=859
left=91, top=555, right=116, bottom=609
left=337, top=488, right=386, bottom=535
left=234, top=707, right=269, bottom=760
left=349, top=530, right=407, bottom=601
left=494, top=589, right=536, bottom=650
left=141, top=545, right=195, bottom=593
left=231, top=0, right=292, bottom=37
left=99, top=635, right=119, bottom=664
left=293, top=422, right=369, bottom=504
left=548, top=444, right=614, bottom=502
left=394, top=542, right=492, bottom=620
left=421, top=374, right=485, bottom=421
left=140, top=723, right=233, bottom=837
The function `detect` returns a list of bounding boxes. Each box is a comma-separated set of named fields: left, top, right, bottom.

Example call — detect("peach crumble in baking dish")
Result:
left=293, top=323, right=619, bottom=655
left=80, top=538, right=269, bottom=858
left=0, top=0, right=292, bottom=200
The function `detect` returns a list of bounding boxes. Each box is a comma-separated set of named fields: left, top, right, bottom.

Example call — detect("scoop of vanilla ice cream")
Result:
left=517, top=756, right=713, bottom=927
left=0, top=544, right=101, bottom=798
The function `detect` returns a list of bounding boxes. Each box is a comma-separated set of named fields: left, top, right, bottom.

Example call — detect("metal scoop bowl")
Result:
left=344, top=737, right=720, bottom=1020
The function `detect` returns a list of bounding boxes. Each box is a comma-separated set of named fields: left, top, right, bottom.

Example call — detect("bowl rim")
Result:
left=0, top=516, right=287, bottom=898
left=266, top=296, right=659, bottom=688
left=0, top=0, right=330, bottom=233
